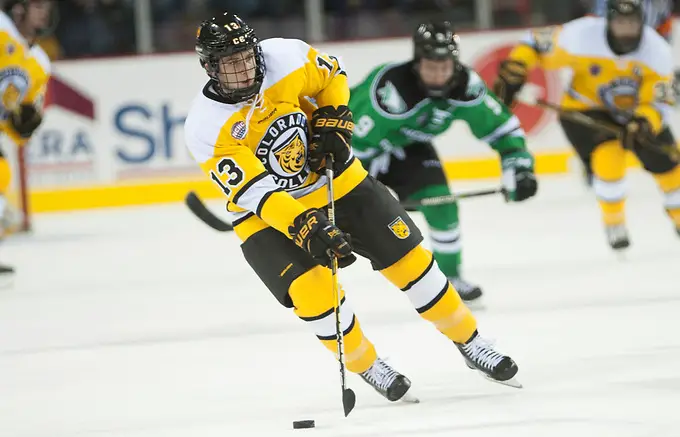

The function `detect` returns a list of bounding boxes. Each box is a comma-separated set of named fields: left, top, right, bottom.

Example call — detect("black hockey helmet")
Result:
left=412, top=20, right=462, bottom=97
left=606, top=0, right=644, bottom=54
left=195, top=12, right=265, bottom=103
left=3, top=0, right=57, bottom=38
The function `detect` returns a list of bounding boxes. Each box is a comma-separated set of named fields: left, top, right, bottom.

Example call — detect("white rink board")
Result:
left=28, top=20, right=680, bottom=189
left=1, top=172, right=680, bottom=436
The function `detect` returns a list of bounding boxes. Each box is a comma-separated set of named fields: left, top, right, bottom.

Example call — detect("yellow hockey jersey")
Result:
left=184, top=38, right=367, bottom=241
left=0, top=11, right=51, bottom=145
left=509, top=16, right=673, bottom=131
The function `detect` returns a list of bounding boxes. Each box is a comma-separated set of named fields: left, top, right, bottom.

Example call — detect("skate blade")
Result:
left=399, top=391, right=420, bottom=403
left=480, top=372, right=523, bottom=389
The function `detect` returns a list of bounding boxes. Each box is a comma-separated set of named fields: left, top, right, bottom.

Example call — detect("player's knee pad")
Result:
left=289, top=265, right=376, bottom=373
left=289, top=266, right=350, bottom=330
left=381, top=245, right=476, bottom=343
left=592, top=140, right=626, bottom=205
left=0, top=156, right=11, bottom=194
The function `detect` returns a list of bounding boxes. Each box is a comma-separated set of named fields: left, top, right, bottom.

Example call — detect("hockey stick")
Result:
left=401, top=187, right=504, bottom=209
left=325, top=153, right=356, bottom=417
left=522, top=96, right=680, bottom=162
left=184, top=192, right=234, bottom=231
left=185, top=187, right=505, bottom=233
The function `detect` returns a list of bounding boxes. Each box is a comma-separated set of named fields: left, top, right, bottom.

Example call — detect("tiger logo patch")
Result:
left=274, top=132, right=306, bottom=174
left=255, top=112, right=311, bottom=190
left=388, top=216, right=411, bottom=239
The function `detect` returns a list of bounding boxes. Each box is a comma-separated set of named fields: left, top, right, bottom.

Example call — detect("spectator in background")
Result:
left=55, top=0, right=135, bottom=58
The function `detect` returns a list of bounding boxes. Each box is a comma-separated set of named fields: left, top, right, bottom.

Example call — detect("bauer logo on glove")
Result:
left=308, top=105, right=354, bottom=173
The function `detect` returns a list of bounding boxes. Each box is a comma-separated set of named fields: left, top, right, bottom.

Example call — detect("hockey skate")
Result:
left=455, top=331, right=521, bottom=388
left=605, top=224, right=630, bottom=250
left=360, top=358, right=419, bottom=403
left=450, top=277, right=483, bottom=302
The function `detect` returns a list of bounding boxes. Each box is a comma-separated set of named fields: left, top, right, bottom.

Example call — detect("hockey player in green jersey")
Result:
left=349, top=21, right=538, bottom=301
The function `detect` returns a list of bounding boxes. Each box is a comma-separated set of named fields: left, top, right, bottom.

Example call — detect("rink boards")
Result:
left=22, top=23, right=680, bottom=213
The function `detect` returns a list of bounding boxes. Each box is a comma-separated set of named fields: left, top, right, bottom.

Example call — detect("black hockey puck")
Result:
left=293, top=420, right=315, bottom=429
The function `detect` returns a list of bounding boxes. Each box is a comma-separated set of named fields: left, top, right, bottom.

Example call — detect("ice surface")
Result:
left=1, top=172, right=679, bottom=437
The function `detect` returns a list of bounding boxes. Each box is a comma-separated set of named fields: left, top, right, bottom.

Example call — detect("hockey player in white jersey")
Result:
left=495, top=0, right=680, bottom=248
left=183, top=12, right=522, bottom=409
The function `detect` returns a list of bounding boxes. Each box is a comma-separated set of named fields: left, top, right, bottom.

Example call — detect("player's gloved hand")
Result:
left=10, top=104, right=42, bottom=138
left=501, top=151, right=537, bottom=202
left=621, top=116, right=655, bottom=150
left=308, top=105, right=353, bottom=174
left=493, top=60, right=528, bottom=107
left=289, top=208, right=357, bottom=268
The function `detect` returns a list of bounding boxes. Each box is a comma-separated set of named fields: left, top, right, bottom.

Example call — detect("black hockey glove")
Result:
left=501, top=150, right=537, bottom=202
left=10, top=104, right=43, bottom=138
left=289, top=208, right=357, bottom=268
left=308, top=105, right=353, bottom=174
left=493, top=60, right=528, bottom=107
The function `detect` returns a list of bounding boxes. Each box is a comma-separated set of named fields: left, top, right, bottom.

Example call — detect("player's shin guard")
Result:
left=651, top=165, right=680, bottom=232
left=381, top=245, right=476, bottom=343
left=592, top=140, right=627, bottom=225
left=289, top=266, right=377, bottom=374
left=413, top=186, right=462, bottom=277
left=592, top=140, right=629, bottom=249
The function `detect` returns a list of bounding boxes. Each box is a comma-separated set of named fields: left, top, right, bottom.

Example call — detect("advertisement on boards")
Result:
left=25, top=21, right=680, bottom=197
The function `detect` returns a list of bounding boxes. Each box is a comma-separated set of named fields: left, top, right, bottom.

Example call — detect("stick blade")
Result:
left=184, top=192, right=234, bottom=232
left=342, top=388, right=356, bottom=417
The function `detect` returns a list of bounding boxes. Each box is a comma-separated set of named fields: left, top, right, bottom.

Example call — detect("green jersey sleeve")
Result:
left=453, top=70, right=528, bottom=155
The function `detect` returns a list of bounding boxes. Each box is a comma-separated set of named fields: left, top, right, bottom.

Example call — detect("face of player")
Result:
left=217, top=49, right=258, bottom=91
left=25, top=0, right=52, bottom=32
left=417, top=58, right=455, bottom=89
left=609, top=14, right=643, bottom=47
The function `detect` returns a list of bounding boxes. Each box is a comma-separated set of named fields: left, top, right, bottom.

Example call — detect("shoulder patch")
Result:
left=231, top=120, right=247, bottom=139
left=464, top=70, right=486, bottom=99
left=371, top=63, right=427, bottom=116
left=376, top=80, right=407, bottom=114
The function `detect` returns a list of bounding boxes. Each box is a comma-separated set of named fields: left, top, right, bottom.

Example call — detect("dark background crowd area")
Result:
left=33, top=0, right=677, bottom=61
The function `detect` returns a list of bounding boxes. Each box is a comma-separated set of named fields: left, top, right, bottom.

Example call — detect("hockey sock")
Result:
left=289, top=265, right=377, bottom=374
left=592, top=140, right=627, bottom=226
left=409, top=184, right=462, bottom=278
left=652, top=165, right=680, bottom=227
left=381, top=245, right=476, bottom=344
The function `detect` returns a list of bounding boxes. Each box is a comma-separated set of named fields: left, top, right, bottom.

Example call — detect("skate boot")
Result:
left=455, top=330, right=521, bottom=388
left=360, top=358, right=418, bottom=403
left=605, top=224, right=630, bottom=250
left=449, top=277, right=483, bottom=302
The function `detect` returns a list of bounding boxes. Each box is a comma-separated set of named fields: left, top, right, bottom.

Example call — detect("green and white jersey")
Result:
left=349, top=61, right=528, bottom=163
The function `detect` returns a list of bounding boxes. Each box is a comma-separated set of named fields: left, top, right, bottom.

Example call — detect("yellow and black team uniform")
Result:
left=505, top=16, right=680, bottom=234
left=0, top=11, right=49, bottom=216
left=184, top=37, right=482, bottom=376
